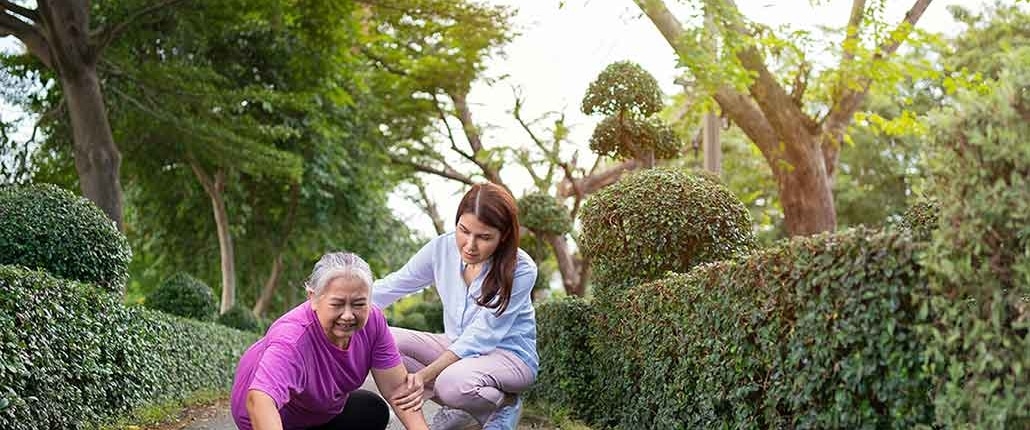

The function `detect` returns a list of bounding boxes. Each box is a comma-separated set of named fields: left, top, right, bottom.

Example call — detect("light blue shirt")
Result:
left=372, top=232, right=539, bottom=375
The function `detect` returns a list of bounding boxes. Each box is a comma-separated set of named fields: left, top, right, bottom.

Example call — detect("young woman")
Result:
left=373, top=183, right=538, bottom=430
left=230, top=252, right=429, bottom=430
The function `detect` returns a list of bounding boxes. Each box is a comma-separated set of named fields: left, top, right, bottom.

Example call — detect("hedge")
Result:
left=536, top=228, right=934, bottom=429
left=0, top=184, right=131, bottom=293
left=0, top=265, right=258, bottom=429
left=530, top=297, right=596, bottom=418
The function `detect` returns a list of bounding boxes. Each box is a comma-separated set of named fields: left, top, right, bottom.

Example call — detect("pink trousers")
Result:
left=390, top=327, right=535, bottom=423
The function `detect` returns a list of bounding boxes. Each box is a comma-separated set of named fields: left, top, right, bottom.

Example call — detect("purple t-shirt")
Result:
left=230, top=302, right=402, bottom=430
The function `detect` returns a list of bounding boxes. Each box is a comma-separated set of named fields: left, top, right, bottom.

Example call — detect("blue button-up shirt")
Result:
left=371, top=232, right=539, bottom=375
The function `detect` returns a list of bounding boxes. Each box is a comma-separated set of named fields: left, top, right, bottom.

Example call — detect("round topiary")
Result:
left=145, top=273, right=218, bottom=321
left=589, top=116, right=681, bottom=161
left=217, top=304, right=261, bottom=332
left=518, top=192, right=573, bottom=235
left=581, top=61, right=663, bottom=117
left=0, top=183, right=131, bottom=293
left=580, top=167, right=756, bottom=298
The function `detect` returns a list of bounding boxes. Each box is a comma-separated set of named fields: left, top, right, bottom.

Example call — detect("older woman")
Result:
left=230, top=253, right=428, bottom=430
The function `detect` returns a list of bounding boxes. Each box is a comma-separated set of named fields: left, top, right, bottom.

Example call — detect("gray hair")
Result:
left=304, top=252, right=374, bottom=297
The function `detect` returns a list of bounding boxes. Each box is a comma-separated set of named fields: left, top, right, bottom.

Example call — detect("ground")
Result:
left=141, top=376, right=557, bottom=430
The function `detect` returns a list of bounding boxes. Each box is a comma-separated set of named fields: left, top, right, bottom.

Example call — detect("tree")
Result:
left=633, top=0, right=935, bottom=235
left=0, top=0, right=190, bottom=230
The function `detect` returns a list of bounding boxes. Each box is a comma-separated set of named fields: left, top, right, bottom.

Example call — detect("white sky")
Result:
left=388, top=0, right=984, bottom=238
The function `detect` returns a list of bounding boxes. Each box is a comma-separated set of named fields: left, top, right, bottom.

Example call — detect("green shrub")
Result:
left=145, top=273, right=218, bottom=321
left=920, top=48, right=1030, bottom=427
left=387, top=299, right=444, bottom=334
left=217, top=304, right=261, bottom=332
left=530, top=297, right=597, bottom=419
left=0, top=183, right=131, bottom=293
left=545, top=228, right=933, bottom=429
left=579, top=167, right=756, bottom=298
left=0, top=265, right=258, bottom=429
left=898, top=199, right=939, bottom=241
left=518, top=193, right=572, bottom=235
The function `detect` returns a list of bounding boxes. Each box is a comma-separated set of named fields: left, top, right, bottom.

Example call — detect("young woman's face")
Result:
left=309, top=276, right=370, bottom=349
left=456, top=212, right=502, bottom=265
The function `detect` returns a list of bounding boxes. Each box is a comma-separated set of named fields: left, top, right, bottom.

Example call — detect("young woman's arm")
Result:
left=372, top=237, right=439, bottom=309
left=415, top=350, right=461, bottom=384
left=246, top=390, right=283, bottom=430
left=372, top=365, right=430, bottom=430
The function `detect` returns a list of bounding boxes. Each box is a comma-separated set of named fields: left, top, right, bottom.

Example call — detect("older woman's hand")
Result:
left=390, top=372, right=424, bottom=411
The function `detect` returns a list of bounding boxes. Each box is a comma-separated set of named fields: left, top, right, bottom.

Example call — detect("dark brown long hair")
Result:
left=456, top=183, right=520, bottom=316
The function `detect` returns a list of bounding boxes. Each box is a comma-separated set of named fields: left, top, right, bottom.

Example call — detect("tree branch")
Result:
left=0, top=9, right=52, bottom=68
left=449, top=88, right=502, bottom=184
left=432, top=93, right=475, bottom=163
left=557, top=159, right=639, bottom=198
left=91, top=0, right=190, bottom=55
left=389, top=153, right=475, bottom=185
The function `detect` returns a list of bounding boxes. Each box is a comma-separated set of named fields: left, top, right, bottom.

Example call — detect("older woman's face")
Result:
left=309, top=276, right=370, bottom=349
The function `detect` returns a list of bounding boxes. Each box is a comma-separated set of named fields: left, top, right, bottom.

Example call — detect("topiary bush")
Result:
left=920, top=48, right=1030, bottom=427
left=217, top=304, right=261, bottom=332
left=518, top=192, right=572, bottom=236
left=530, top=297, right=598, bottom=419
left=0, top=265, right=258, bottom=429
left=576, top=228, right=933, bottom=429
left=0, top=183, right=131, bottom=293
left=579, top=167, right=756, bottom=299
left=145, top=273, right=218, bottom=321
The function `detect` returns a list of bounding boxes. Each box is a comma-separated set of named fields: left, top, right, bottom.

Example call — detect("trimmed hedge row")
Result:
left=0, top=184, right=131, bottom=293
left=530, top=296, right=596, bottom=418
left=0, top=265, right=258, bottom=429
left=536, top=228, right=933, bottom=428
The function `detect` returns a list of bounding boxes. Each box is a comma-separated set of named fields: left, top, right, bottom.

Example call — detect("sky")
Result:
left=387, top=0, right=984, bottom=238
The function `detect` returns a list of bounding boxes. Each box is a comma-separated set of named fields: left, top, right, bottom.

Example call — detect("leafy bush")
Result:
left=579, top=167, right=756, bottom=298
left=530, top=297, right=597, bottom=418
left=217, top=304, right=261, bottom=332
left=518, top=192, right=572, bottom=235
left=920, top=48, right=1030, bottom=427
left=387, top=298, right=444, bottom=334
left=536, top=228, right=933, bottom=428
left=0, top=265, right=258, bottom=429
left=0, top=184, right=131, bottom=293
left=145, top=273, right=218, bottom=321
left=898, top=198, right=939, bottom=241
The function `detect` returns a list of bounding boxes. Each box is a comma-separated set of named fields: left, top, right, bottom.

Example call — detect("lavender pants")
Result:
left=390, top=327, right=535, bottom=423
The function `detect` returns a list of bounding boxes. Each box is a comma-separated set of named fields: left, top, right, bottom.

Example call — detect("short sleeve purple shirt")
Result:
left=230, top=302, right=401, bottom=430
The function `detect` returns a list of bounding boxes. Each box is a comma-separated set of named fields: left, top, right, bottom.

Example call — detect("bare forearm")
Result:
left=246, top=390, right=283, bottom=430
left=417, top=350, right=460, bottom=383
left=394, top=406, right=430, bottom=430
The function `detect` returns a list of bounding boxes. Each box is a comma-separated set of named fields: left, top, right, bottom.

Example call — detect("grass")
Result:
left=97, top=389, right=227, bottom=430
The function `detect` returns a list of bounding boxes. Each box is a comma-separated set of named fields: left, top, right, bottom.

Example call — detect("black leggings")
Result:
left=308, top=389, right=390, bottom=430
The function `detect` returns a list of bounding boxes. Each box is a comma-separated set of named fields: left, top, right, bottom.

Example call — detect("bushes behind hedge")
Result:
left=146, top=272, right=218, bottom=321
left=0, top=265, right=258, bottom=429
left=0, top=184, right=131, bottom=293
left=536, top=228, right=933, bottom=429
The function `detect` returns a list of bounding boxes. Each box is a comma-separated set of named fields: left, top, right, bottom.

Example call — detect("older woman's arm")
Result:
left=372, top=364, right=430, bottom=430
left=246, top=390, right=283, bottom=430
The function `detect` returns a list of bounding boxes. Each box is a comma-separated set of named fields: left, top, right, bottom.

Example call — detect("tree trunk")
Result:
left=253, top=183, right=300, bottom=318
left=191, top=162, right=236, bottom=314
left=60, top=71, right=124, bottom=231
left=775, top=136, right=837, bottom=235
left=702, top=112, right=721, bottom=175
left=540, top=232, right=585, bottom=296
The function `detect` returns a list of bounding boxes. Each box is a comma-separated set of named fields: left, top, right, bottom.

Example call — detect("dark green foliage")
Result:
left=543, top=228, right=933, bottom=429
left=387, top=300, right=445, bottom=334
left=530, top=297, right=597, bottom=419
left=217, top=304, right=261, bottom=333
left=0, top=184, right=131, bottom=293
left=581, top=61, right=663, bottom=117
left=898, top=199, right=939, bottom=241
left=518, top=192, right=572, bottom=235
left=579, top=167, right=756, bottom=298
left=920, top=48, right=1030, bottom=427
left=589, top=116, right=680, bottom=161
left=145, top=273, right=218, bottom=321
left=0, top=265, right=258, bottom=429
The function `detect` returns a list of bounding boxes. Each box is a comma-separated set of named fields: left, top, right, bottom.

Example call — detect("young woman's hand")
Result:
left=391, top=372, right=424, bottom=411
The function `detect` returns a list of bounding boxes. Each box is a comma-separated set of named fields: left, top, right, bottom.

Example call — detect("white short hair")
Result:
left=304, top=252, right=374, bottom=297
